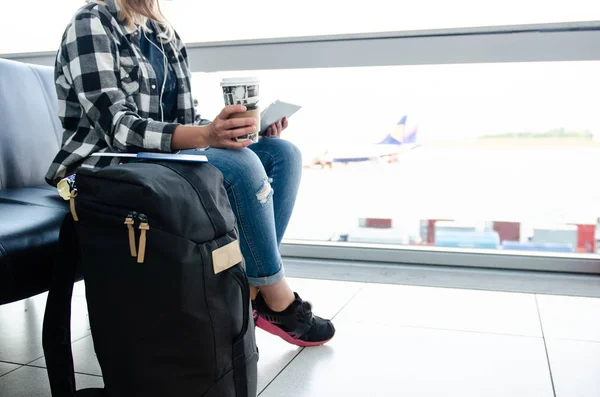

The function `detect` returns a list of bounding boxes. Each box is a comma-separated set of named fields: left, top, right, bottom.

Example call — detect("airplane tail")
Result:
left=377, top=115, right=418, bottom=145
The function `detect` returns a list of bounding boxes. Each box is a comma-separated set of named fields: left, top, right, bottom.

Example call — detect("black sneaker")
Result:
left=254, top=292, right=335, bottom=347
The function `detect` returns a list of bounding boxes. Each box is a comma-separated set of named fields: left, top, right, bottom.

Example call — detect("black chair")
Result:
left=0, top=57, right=92, bottom=396
left=0, top=57, right=71, bottom=305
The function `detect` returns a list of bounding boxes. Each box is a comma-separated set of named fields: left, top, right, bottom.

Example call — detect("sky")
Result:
left=191, top=62, right=600, bottom=151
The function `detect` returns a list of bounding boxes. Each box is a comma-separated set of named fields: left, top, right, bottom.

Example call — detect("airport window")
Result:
left=192, top=60, right=600, bottom=256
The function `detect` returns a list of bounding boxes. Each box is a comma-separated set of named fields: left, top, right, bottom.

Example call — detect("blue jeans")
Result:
left=181, top=137, right=302, bottom=286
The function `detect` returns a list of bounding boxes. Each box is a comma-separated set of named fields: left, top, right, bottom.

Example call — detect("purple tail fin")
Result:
left=377, top=115, right=417, bottom=145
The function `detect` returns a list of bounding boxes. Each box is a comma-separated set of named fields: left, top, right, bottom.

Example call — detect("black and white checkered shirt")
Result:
left=45, top=0, right=204, bottom=185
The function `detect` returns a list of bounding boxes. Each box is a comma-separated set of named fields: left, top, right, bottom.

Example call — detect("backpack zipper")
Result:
left=70, top=190, right=79, bottom=221
left=73, top=196, right=151, bottom=263
left=124, top=211, right=138, bottom=257
left=137, top=213, right=150, bottom=263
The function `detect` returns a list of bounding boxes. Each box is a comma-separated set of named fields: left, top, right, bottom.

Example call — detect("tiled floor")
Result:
left=1, top=277, right=600, bottom=396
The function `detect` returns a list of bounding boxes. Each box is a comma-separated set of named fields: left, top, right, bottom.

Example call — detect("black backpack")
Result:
left=42, top=160, right=258, bottom=397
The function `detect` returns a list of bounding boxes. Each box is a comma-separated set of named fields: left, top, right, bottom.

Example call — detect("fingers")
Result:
left=265, top=118, right=288, bottom=138
left=225, top=125, right=257, bottom=139
left=222, top=117, right=256, bottom=130
left=218, top=105, right=247, bottom=119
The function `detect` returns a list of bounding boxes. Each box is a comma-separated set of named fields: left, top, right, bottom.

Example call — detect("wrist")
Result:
left=195, top=124, right=210, bottom=148
left=171, top=125, right=209, bottom=150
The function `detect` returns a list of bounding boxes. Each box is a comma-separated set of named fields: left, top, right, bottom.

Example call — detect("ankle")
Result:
left=263, top=294, right=295, bottom=312
left=257, top=279, right=296, bottom=312
left=250, top=286, right=259, bottom=301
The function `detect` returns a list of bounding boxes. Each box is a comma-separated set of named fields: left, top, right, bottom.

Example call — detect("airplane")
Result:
left=309, top=115, right=419, bottom=168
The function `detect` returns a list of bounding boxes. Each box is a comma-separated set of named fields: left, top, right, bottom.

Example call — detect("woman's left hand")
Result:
left=264, top=117, right=288, bottom=137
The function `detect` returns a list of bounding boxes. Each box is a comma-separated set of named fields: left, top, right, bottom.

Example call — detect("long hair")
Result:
left=114, top=0, right=175, bottom=42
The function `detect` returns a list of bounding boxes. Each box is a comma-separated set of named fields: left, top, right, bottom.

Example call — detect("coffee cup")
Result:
left=221, top=77, right=260, bottom=143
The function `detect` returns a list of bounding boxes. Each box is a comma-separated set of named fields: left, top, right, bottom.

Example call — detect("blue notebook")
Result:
left=91, top=152, right=208, bottom=163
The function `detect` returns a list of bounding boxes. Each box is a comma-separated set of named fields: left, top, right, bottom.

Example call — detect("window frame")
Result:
left=280, top=240, right=600, bottom=274
left=5, top=22, right=600, bottom=67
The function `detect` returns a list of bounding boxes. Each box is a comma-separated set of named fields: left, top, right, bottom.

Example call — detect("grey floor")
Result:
left=1, top=277, right=600, bottom=396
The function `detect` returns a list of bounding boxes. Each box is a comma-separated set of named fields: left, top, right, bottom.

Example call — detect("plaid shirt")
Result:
left=45, top=0, right=204, bottom=185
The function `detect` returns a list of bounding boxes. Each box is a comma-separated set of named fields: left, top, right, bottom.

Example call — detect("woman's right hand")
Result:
left=205, top=105, right=257, bottom=149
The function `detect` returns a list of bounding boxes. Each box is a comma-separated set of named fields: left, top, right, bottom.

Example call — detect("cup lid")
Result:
left=220, top=76, right=260, bottom=86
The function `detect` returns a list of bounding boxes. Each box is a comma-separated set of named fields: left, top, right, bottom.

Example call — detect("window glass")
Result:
left=192, top=61, right=600, bottom=254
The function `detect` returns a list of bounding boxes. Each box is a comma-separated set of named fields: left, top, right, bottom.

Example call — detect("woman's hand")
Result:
left=171, top=105, right=256, bottom=150
left=205, top=105, right=257, bottom=148
left=264, top=117, right=289, bottom=138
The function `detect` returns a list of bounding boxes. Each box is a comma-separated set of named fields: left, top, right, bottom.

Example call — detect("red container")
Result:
left=571, top=224, right=595, bottom=253
left=359, top=218, right=392, bottom=229
left=493, top=221, right=521, bottom=243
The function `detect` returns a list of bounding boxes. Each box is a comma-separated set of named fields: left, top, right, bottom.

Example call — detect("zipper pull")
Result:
left=124, top=212, right=138, bottom=257
left=137, top=214, right=150, bottom=264
left=70, top=190, right=79, bottom=222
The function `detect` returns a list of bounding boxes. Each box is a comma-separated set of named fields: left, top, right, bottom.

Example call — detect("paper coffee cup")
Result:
left=221, top=77, right=260, bottom=143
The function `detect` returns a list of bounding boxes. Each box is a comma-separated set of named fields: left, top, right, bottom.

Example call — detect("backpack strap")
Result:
left=42, top=213, right=108, bottom=396
left=230, top=266, right=251, bottom=397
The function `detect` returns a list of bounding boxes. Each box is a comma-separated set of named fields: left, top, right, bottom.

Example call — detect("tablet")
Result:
left=260, top=100, right=302, bottom=134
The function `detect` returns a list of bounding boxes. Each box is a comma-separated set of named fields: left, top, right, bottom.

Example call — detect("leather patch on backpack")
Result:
left=212, top=240, right=243, bottom=274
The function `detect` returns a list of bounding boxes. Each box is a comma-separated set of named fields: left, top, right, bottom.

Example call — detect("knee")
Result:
left=263, top=138, right=303, bottom=168
left=226, top=148, right=267, bottom=183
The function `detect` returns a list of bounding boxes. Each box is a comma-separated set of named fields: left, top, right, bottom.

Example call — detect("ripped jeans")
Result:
left=180, top=137, right=302, bottom=286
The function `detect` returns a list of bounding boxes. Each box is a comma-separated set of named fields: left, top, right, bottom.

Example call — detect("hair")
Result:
left=92, top=0, right=175, bottom=42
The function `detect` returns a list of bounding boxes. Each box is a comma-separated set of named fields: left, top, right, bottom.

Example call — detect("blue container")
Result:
left=502, top=241, right=574, bottom=253
left=435, top=231, right=500, bottom=249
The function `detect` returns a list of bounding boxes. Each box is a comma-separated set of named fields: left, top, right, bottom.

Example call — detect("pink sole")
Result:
left=255, top=317, right=332, bottom=347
